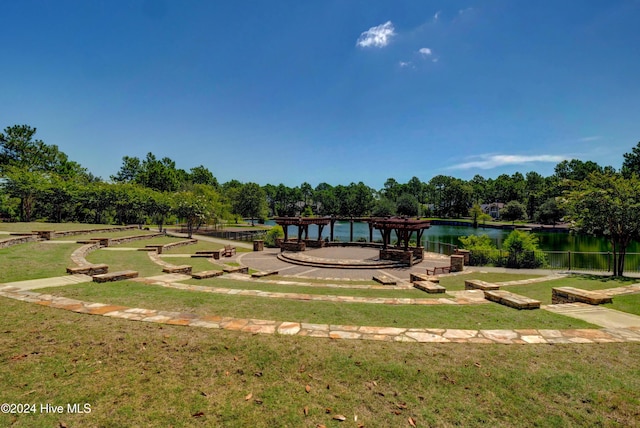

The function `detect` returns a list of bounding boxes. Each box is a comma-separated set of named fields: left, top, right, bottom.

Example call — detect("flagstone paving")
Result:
left=1, top=284, right=639, bottom=343
left=3, top=233, right=640, bottom=344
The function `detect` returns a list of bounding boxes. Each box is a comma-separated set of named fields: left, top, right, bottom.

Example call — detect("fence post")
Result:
left=608, top=252, right=611, bottom=272
left=568, top=251, right=571, bottom=271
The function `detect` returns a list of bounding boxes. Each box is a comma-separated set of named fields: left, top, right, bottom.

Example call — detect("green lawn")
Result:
left=52, top=229, right=161, bottom=241
left=0, top=298, right=638, bottom=427
left=85, top=249, right=165, bottom=277
left=46, top=281, right=596, bottom=330
left=438, top=272, right=543, bottom=291
left=0, top=222, right=122, bottom=233
left=0, top=241, right=81, bottom=282
left=183, top=277, right=434, bottom=299
left=504, top=274, right=638, bottom=305
left=606, top=294, right=640, bottom=316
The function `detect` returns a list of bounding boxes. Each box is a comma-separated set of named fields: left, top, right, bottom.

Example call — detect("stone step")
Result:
left=67, top=264, right=108, bottom=275
left=410, top=273, right=439, bottom=284
left=465, top=279, right=500, bottom=291
left=223, top=266, right=249, bottom=274
left=552, top=287, right=613, bottom=305
left=93, top=270, right=139, bottom=283
left=413, top=281, right=446, bottom=294
left=484, top=290, right=541, bottom=310
left=191, top=270, right=224, bottom=279
left=162, top=265, right=193, bottom=275
left=373, top=275, right=397, bottom=285
left=252, top=270, right=278, bottom=278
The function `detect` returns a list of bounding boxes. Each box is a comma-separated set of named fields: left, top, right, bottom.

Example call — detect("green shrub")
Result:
left=264, top=225, right=284, bottom=247
left=501, top=230, right=546, bottom=268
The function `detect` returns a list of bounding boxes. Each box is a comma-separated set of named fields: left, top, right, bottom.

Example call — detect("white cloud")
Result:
left=434, top=11, right=441, bottom=21
left=448, top=154, right=566, bottom=170
left=419, top=47, right=432, bottom=56
left=399, top=61, right=412, bottom=67
left=356, top=21, right=395, bottom=48
left=579, top=136, right=602, bottom=142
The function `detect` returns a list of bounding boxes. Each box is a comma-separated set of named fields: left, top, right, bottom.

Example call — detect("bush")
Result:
left=501, top=230, right=546, bottom=268
left=264, top=225, right=284, bottom=247
left=459, top=234, right=498, bottom=266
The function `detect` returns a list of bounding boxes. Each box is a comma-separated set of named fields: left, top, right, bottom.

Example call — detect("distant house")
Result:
left=481, top=203, right=504, bottom=219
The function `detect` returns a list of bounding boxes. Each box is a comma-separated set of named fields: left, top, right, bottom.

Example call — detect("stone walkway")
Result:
left=3, top=233, right=640, bottom=344
left=2, top=284, right=640, bottom=344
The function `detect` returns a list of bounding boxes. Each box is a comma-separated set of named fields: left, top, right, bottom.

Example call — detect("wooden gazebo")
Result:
left=368, top=217, right=431, bottom=265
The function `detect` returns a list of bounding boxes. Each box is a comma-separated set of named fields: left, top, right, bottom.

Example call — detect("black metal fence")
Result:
left=466, top=248, right=640, bottom=273
left=424, top=241, right=459, bottom=256
left=177, top=225, right=267, bottom=242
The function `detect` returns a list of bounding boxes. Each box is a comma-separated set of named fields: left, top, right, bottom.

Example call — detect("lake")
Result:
left=264, top=220, right=639, bottom=253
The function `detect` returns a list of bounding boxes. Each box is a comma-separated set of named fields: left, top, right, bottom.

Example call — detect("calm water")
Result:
left=264, top=220, right=640, bottom=253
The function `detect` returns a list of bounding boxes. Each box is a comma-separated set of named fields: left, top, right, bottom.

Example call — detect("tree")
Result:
left=172, top=191, right=214, bottom=238
left=621, top=141, right=640, bottom=178
left=1, top=166, right=48, bottom=221
left=502, top=230, right=546, bottom=268
left=189, top=165, right=218, bottom=187
left=0, top=124, right=86, bottom=178
left=500, top=201, right=526, bottom=222
left=396, top=193, right=419, bottom=216
left=565, top=172, right=640, bottom=276
left=237, top=182, right=267, bottom=225
left=372, top=197, right=396, bottom=217
left=469, top=203, right=484, bottom=228
left=535, top=198, right=564, bottom=225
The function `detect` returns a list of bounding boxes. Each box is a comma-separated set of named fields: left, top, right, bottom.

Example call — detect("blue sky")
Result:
left=1, top=0, right=639, bottom=189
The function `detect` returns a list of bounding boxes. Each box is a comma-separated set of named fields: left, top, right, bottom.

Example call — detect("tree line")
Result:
left=2, top=124, right=640, bottom=275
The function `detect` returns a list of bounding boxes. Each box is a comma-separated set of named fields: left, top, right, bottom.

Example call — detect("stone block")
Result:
left=413, top=281, right=446, bottom=294
left=93, top=270, right=139, bottom=283
left=465, top=279, right=500, bottom=291
left=552, top=287, right=613, bottom=305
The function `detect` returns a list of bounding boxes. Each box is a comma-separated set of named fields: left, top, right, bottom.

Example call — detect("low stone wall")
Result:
left=552, top=287, right=613, bottom=305
left=109, top=233, right=164, bottom=246
left=161, top=239, right=197, bottom=253
left=380, top=249, right=413, bottom=266
left=69, top=242, right=102, bottom=268
left=38, top=225, right=138, bottom=240
left=280, top=241, right=306, bottom=252
left=304, top=239, right=325, bottom=248
left=0, top=234, right=38, bottom=249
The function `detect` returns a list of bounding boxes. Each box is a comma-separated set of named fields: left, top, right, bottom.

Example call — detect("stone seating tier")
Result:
left=413, top=281, right=446, bottom=294
left=191, top=270, right=224, bottom=279
left=223, top=266, right=249, bottom=274
left=66, top=264, right=109, bottom=275
left=251, top=270, right=279, bottom=278
left=93, top=270, right=139, bottom=283
left=373, top=275, right=397, bottom=285
left=162, top=265, right=193, bottom=275
left=552, top=287, right=613, bottom=305
left=465, top=279, right=500, bottom=291
left=484, top=290, right=541, bottom=310
left=410, top=273, right=439, bottom=284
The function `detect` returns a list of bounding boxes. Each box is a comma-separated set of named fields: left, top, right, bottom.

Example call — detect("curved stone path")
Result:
left=3, top=231, right=640, bottom=344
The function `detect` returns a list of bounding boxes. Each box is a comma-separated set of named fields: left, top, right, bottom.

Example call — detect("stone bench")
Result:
left=191, top=270, right=224, bottom=279
left=223, top=266, right=249, bottom=274
left=465, top=279, right=500, bottom=291
left=93, top=270, right=139, bottom=283
left=162, top=265, right=193, bottom=274
left=67, top=264, right=109, bottom=275
left=413, top=281, right=446, bottom=294
left=410, top=273, right=439, bottom=284
left=373, top=275, right=397, bottom=285
left=252, top=270, right=278, bottom=278
left=191, top=250, right=224, bottom=260
left=426, top=266, right=451, bottom=275
left=484, top=290, right=541, bottom=310
left=552, top=287, right=613, bottom=305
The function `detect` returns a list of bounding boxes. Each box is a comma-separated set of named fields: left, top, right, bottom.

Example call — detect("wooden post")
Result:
left=350, top=219, right=354, bottom=242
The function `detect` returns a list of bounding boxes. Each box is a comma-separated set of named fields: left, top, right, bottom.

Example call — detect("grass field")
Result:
left=3, top=224, right=640, bottom=426
left=0, top=242, right=81, bottom=282
left=46, top=281, right=596, bottom=330
left=0, top=298, right=639, bottom=427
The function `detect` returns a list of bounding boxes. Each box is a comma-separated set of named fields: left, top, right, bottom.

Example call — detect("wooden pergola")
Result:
left=368, top=217, right=432, bottom=250
left=274, top=216, right=332, bottom=242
